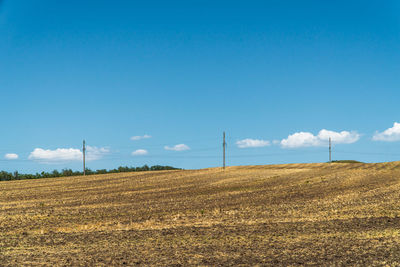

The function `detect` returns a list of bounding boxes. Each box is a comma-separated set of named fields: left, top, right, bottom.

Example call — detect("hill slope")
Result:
left=1, top=162, right=400, bottom=265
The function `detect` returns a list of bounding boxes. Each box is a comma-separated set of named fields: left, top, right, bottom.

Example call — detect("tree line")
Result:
left=0, top=165, right=180, bottom=181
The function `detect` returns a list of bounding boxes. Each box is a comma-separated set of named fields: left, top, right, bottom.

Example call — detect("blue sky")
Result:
left=1, top=0, right=400, bottom=173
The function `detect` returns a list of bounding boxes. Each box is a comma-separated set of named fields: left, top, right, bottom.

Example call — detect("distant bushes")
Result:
left=330, top=160, right=363, bottom=164
left=0, top=165, right=181, bottom=181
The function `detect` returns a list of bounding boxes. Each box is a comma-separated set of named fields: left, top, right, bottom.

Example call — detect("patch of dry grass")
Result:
left=1, top=162, right=400, bottom=265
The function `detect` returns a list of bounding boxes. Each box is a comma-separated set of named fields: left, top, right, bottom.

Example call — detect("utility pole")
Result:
left=329, top=137, right=332, bottom=163
left=83, top=140, right=86, bottom=176
left=223, top=132, right=226, bottom=170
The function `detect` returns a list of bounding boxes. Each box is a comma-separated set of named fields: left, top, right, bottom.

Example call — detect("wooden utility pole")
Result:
left=223, top=132, right=226, bottom=170
left=329, top=137, right=332, bottom=163
left=83, top=140, right=86, bottom=176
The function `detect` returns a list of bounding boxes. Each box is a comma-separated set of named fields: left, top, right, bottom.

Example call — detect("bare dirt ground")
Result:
left=1, top=162, right=400, bottom=266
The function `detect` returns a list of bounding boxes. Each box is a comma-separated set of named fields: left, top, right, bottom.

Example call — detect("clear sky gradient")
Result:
left=1, top=0, right=400, bottom=173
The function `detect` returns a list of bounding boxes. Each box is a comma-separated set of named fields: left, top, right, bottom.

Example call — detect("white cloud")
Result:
left=373, top=122, right=400, bottom=142
left=317, top=129, right=360, bottom=144
left=164, top=144, right=190, bottom=151
left=236, top=139, right=270, bottom=148
left=29, top=148, right=82, bottom=162
left=28, top=146, right=109, bottom=163
left=132, top=149, right=148, bottom=156
left=86, top=146, right=110, bottom=161
left=281, top=129, right=360, bottom=148
left=281, top=132, right=320, bottom=148
left=4, top=153, right=18, bottom=160
left=131, top=135, right=151, bottom=141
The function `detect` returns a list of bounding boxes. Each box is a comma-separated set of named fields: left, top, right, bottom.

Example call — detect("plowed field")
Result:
left=1, top=162, right=400, bottom=265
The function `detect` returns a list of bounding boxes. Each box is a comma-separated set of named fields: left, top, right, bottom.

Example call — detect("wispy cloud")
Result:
left=86, top=146, right=110, bottom=161
left=373, top=122, right=400, bottom=142
left=28, top=146, right=110, bottom=163
left=132, top=149, right=148, bottom=156
left=4, top=153, right=18, bottom=160
left=164, top=144, right=190, bottom=151
left=236, top=139, right=270, bottom=148
left=281, top=129, right=360, bottom=148
left=131, top=135, right=151, bottom=141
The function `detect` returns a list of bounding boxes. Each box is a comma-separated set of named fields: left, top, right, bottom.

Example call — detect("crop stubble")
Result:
left=0, top=162, right=400, bottom=265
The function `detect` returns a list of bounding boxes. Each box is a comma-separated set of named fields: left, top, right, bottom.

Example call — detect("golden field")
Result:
left=1, top=162, right=400, bottom=265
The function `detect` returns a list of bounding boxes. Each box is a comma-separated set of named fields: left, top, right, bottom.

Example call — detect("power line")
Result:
left=334, top=150, right=400, bottom=156
left=113, top=137, right=221, bottom=150
left=1, top=134, right=400, bottom=168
